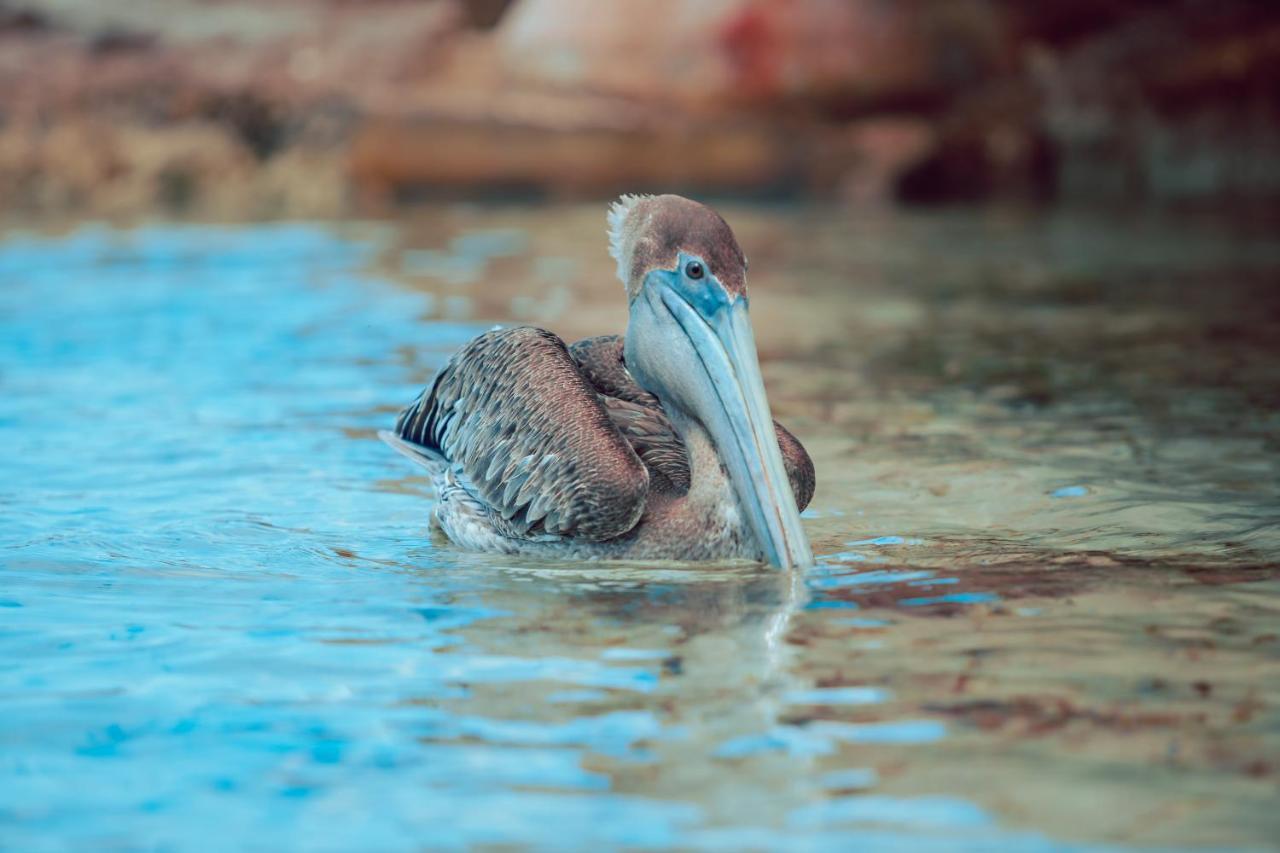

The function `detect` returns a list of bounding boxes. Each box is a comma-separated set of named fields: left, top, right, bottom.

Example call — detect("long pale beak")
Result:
left=656, top=285, right=814, bottom=569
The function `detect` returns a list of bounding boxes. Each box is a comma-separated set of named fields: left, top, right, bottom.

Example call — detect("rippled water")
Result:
left=2, top=212, right=1278, bottom=850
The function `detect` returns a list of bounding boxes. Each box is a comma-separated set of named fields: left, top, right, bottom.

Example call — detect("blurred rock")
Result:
left=1030, top=0, right=1280, bottom=205
left=0, top=0, right=462, bottom=218
left=496, top=0, right=1010, bottom=111
left=348, top=111, right=792, bottom=202
left=837, top=120, right=938, bottom=206
left=0, top=0, right=1277, bottom=217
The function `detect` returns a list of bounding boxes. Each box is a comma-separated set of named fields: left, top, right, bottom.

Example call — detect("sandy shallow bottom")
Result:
left=2, top=207, right=1277, bottom=849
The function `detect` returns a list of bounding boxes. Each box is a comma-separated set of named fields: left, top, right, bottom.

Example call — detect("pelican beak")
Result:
left=634, top=269, right=813, bottom=569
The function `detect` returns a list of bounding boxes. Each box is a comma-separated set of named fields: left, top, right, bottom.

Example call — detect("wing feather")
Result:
left=394, top=327, right=649, bottom=541
left=601, top=397, right=692, bottom=494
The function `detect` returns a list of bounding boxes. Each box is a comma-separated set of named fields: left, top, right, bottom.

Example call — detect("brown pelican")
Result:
left=381, top=194, right=814, bottom=568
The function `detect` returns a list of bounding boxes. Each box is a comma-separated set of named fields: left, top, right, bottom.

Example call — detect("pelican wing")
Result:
left=602, top=397, right=691, bottom=494
left=773, top=421, right=816, bottom=511
left=570, top=335, right=816, bottom=511
left=567, top=335, right=659, bottom=407
left=394, top=326, right=649, bottom=541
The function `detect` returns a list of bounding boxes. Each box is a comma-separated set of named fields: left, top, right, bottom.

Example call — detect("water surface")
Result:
left=2, top=211, right=1278, bottom=850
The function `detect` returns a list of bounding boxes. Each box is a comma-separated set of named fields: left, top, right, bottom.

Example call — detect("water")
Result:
left=1, top=211, right=1277, bottom=851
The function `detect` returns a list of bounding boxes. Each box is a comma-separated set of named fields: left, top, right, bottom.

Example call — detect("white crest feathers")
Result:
left=606, top=193, right=652, bottom=285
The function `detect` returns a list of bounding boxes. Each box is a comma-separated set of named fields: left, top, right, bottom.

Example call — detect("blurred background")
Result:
left=2, top=0, right=1278, bottom=218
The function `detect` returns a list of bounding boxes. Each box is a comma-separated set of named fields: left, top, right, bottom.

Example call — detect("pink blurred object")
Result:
left=496, top=0, right=1004, bottom=108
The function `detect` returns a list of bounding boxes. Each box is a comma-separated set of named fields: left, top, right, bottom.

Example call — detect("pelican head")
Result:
left=609, top=194, right=813, bottom=569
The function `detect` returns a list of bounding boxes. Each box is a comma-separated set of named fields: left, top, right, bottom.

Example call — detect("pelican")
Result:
left=381, top=194, right=814, bottom=568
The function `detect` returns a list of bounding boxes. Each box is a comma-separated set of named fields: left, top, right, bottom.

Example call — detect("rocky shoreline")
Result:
left=2, top=0, right=1276, bottom=218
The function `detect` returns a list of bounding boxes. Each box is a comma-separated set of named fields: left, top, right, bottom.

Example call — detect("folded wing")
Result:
left=394, top=327, right=650, bottom=541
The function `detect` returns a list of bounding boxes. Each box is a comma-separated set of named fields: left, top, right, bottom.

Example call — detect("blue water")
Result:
left=0, top=222, right=1266, bottom=850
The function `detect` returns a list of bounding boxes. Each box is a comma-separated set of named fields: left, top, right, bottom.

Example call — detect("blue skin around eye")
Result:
left=645, top=253, right=744, bottom=320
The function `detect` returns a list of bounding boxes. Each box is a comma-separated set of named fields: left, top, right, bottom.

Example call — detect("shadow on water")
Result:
left=1, top=215, right=1278, bottom=849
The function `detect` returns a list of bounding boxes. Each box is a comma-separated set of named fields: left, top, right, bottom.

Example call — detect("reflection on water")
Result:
left=1, top=215, right=1278, bottom=850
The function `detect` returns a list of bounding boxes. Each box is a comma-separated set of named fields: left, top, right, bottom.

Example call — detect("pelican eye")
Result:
left=684, top=260, right=704, bottom=280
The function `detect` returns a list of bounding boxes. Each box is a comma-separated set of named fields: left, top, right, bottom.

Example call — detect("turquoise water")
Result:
left=1, top=219, right=1277, bottom=850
